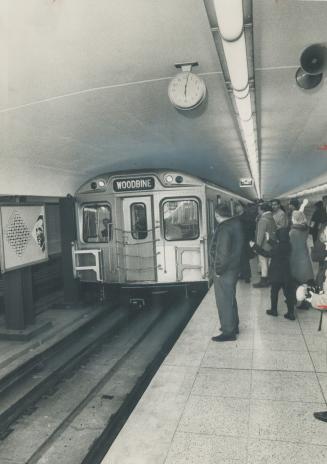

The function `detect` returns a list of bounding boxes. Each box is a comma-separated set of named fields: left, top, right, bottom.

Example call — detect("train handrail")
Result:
left=115, top=238, right=160, bottom=246
left=200, top=238, right=207, bottom=278
left=72, top=245, right=103, bottom=282
left=117, top=265, right=161, bottom=271
left=113, top=226, right=160, bottom=233
left=175, top=246, right=203, bottom=281
left=123, top=252, right=160, bottom=258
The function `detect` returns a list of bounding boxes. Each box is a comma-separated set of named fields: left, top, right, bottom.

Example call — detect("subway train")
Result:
left=72, top=170, right=251, bottom=300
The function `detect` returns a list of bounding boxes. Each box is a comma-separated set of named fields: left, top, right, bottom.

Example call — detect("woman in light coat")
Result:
left=290, top=211, right=314, bottom=309
left=290, top=211, right=314, bottom=282
left=290, top=210, right=314, bottom=308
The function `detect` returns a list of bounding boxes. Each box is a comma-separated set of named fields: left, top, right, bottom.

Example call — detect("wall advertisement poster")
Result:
left=0, top=205, right=48, bottom=272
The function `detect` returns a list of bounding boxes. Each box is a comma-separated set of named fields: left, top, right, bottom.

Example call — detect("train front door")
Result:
left=122, top=197, right=156, bottom=282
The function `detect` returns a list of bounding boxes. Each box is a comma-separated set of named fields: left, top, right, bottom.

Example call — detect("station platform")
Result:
left=0, top=300, right=107, bottom=382
left=102, top=279, right=327, bottom=464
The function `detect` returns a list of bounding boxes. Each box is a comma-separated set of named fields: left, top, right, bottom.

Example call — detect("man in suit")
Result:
left=210, top=202, right=244, bottom=342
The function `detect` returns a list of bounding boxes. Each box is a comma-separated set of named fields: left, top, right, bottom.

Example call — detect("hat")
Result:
left=292, top=210, right=307, bottom=225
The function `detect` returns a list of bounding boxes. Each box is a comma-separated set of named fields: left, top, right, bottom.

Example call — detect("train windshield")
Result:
left=82, top=204, right=112, bottom=243
left=163, top=199, right=199, bottom=241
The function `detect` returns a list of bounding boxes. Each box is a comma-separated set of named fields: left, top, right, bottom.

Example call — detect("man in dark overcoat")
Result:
left=210, top=202, right=244, bottom=342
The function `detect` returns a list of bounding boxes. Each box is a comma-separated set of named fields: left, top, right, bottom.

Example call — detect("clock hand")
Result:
left=184, top=72, right=190, bottom=100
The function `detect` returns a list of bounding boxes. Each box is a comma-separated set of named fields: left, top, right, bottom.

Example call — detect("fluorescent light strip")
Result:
left=233, top=85, right=250, bottom=99
left=214, top=0, right=243, bottom=41
left=289, top=183, right=327, bottom=197
left=235, top=93, right=252, bottom=121
left=213, top=0, right=260, bottom=197
left=240, top=118, right=255, bottom=136
left=221, top=34, right=249, bottom=92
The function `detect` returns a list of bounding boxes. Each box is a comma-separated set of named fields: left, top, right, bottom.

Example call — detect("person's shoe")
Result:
left=266, top=309, right=278, bottom=317
left=212, top=333, right=236, bottom=342
left=219, top=327, right=239, bottom=334
left=314, top=411, right=327, bottom=422
left=284, top=312, right=295, bottom=321
left=253, top=278, right=269, bottom=288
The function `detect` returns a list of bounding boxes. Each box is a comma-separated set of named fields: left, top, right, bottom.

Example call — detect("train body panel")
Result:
left=73, top=170, right=250, bottom=289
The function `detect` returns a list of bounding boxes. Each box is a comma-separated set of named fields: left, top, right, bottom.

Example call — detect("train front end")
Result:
left=72, top=170, right=209, bottom=294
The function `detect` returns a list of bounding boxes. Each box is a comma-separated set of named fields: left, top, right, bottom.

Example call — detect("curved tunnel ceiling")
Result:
left=0, top=0, right=327, bottom=199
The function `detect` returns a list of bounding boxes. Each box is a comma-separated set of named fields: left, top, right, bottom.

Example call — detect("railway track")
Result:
left=0, top=289, right=204, bottom=464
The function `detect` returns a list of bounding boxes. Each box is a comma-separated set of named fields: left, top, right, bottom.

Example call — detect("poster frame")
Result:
left=0, top=203, right=49, bottom=273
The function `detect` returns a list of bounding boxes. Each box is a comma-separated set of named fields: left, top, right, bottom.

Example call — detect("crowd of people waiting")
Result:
left=209, top=195, right=327, bottom=422
left=235, top=197, right=327, bottom=321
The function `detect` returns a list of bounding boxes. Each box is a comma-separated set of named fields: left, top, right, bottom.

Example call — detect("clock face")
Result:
left=168, top=72, right=206, bottom=110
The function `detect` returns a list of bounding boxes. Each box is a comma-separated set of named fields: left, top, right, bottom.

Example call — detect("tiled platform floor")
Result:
left=102, top=279, right=327, bottom=464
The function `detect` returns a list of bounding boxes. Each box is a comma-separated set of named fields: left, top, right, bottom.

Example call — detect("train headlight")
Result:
left=91, top=181, right=97, bottom=190
left=175, top=175, right=183, bottom=184
left=164, top=175, right=174, bottom=184
left=98, top=180, right=105, bottom=187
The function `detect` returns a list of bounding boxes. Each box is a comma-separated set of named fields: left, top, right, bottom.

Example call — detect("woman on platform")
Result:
left=290, top=210, right=314, bottom=309
left=250, top=228, right=295, bottom=320
left=310, top=201, right=327, bottom=244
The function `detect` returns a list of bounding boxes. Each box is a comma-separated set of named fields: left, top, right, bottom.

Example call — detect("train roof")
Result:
left=75, top=168, right=252, bottom=203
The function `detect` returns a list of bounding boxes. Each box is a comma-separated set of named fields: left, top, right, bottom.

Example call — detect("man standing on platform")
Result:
left=210, top=202, right=244, bottom=342
left=271, top=199, right=288, bottom=229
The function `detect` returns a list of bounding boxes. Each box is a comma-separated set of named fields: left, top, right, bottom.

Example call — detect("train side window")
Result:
left=163, top=199, right=199, bottom=241
left=82, top=204, right=112, bottom=243
left=131, top=203, right=148, bottom=240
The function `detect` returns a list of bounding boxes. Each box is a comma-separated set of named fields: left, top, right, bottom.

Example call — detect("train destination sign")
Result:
left=113, top=177, right=155, bottom=192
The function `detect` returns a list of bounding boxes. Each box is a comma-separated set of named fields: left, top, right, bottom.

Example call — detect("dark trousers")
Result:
left=239, top=248, right=251, bottom=280
left=214, top=270, right=239, bottom=334
left=271, top=281, right=293, bottom=314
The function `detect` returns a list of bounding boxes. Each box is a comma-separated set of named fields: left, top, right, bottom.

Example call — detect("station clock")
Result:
left=168, top=71, right=206, bottom=111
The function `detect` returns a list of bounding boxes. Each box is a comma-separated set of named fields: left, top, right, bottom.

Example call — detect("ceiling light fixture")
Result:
left=213, top=0, right=260, bottom=197
left=289, top=182, right=327, bottom=197
left=221, top=35, right=249, bottom=92
left=233, top=84, right=250, bottom=99
left=213, top=0, right=243, bottom=41
left=235, top=93, right=252, bottom=121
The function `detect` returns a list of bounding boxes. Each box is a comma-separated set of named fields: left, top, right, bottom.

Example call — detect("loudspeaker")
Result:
left=300, top=43, right=327, bottom=75
left=295, top=67, right=323, bottom=90
left=296, top=43, right=326, bottom=90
